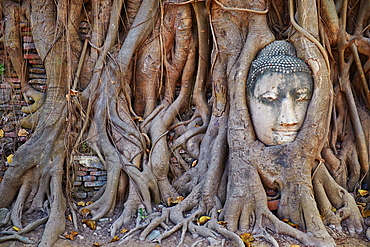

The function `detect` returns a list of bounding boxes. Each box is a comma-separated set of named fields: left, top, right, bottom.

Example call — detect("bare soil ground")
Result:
left=1, top=213, right=370, bottom=247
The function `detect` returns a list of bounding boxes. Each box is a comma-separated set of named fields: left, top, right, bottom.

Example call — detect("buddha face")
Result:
left=247, top=71, right=313, bottom=146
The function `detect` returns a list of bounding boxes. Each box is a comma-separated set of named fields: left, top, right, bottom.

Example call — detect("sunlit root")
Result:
left=0, top=233, right=35, bottom=244
left=223, top=163, right=335, bottom=246
left=110, top=182, right=142, bottom=237
left=0, top=209, right=10, bottom=228
left=82, top=165, right=121, bottom=220
left=0, top=216, right=48, bottom=244
left=19, top=111, right=40, bottom=130
left=22, top=89, right=46, bottom=114
left=137, top=185, right=203, bottom=242
left=10, top=168, right=36, bottom=228
left=313, top=162, right=363, bottom=235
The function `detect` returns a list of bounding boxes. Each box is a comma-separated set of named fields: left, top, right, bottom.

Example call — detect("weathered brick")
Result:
left=74, top=155, right=104, bottom=169
left=83, top=175, right=96, bottom=182
left=23, top=36, right=33, bottom=42
left=29, top=68, right=46, bottom=74
left=21, top=27, right=31, bottom=32
left=98, top=175, right=107, bottom=181
left=11, top=94, right=22, bottom=100
left=31, top=64, right=44, bottom=68
left=90, top=171, right=107, bottom=176
left=73, top=181, right=82, bottom=186
left=3, top=78, right=20, bottom=83
left=76, top=170, right=87, bottom=176
left=17, top=137, right=27, bottom=142
left=84, top=181, right=106, bottom=187
left=22, top=31, right=32, bottom=36
left=268, top=199, right=280, bottom=211
left=74, top=192, right=87, bottom=199
left=9, top=100, right=22, bottom=105
left=29, top=73, right=47, bottom=79
left=0, top=84, right=12, bottom=89
left=23, top=43, right=36, bottom=50
left=0, top=106, right=21, bottom=111
left=32, top=85, right=47, bottom=91
left=24, top=54, right=41, bottom=60
left=4, top=131, right=17, bottom=138
left=87, top=191, right=96, bottom=197
left=28, top=59, right=43, bottom=65
left=29, top=79, right=47, bottom=84
left=79, top=167, right=98, bottom=172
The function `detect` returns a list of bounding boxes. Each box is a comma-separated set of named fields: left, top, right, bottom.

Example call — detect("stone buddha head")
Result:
left=247, top=41, right=313, bottom=146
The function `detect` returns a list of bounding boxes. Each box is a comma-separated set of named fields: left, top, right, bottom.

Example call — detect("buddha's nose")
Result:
left=278, top=98, right=298, bottom=127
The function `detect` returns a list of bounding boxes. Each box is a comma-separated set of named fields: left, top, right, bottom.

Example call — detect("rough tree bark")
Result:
left=0, top=0, right=370, bottom=246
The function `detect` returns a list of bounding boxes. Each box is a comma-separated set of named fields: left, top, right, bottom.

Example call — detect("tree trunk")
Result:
left=0, top=0, right=369, bottom=246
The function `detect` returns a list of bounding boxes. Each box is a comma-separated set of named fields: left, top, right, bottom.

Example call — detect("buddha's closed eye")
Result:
left=261, top=91, right=278, bottom=102
left=296, top=89, right=311, bottom=102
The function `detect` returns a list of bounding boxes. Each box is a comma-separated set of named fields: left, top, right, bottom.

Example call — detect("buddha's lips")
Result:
left=274, top=131, right=297, bottom=136
left=272, top=128, right=300, bottom=134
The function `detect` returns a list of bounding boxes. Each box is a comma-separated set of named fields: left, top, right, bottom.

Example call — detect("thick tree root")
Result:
left=313, top=162, right=363, bottom=235
left=0, top=216, right=48, bottom=244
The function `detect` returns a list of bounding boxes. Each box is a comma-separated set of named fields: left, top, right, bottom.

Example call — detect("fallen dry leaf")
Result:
left=218, top=221, right=227, bottom=227
left=17, top=129, right=29, bottom=137
left=132, top=116, right=144, bottom=122
left=77, top=201, right=86, bottom=207
left=197, top=216, right=211, bottom=225
left=82, top=219, right=96, bottom=230
left=67, top=215, right=73, bottom=222
left=357, top=202, right=367, bottom=207
left=174, top=196, right=184, bottom=203
left=70, top=89, right=81, bottom=96
left=288, top=222, right=299, bottom=228
left=92, top=243, right=101, bottom=247
left=362, top=209, right=370, bottom=218
left=191, top=160, right=198, bottom=167
left=12, top=226, right=21, bottom=232
left=239, top=232, right=254, bottom=246
left=120, top=228, right=129, bottom=233
left=64, top=231, right=78, bottom=240
left=80, top=208, right=90, bottom=217
left=358, top=189, right=369, bottom=197
left=167, top=196, right=185, bottom=206
left=283, top=219, right=299, bottom=229
left=6, top=154, right=13, bottom=164
left=86, top=201, right=94, bottom=206
left=110, top=236, right=120, bottom=242
left=0, top=129, right=4, bottom=138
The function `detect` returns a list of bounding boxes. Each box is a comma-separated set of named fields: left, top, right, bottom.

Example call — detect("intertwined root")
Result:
left=103, top=155, right=358, bottom=247
left=313, top=163, right=364, bottom=235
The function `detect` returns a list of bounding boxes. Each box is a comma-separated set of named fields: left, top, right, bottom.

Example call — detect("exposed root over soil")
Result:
left=1, top=0, right=370, bottom=246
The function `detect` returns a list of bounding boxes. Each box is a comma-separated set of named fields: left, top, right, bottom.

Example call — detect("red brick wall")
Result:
left=0, top=21, right=106, bottom=198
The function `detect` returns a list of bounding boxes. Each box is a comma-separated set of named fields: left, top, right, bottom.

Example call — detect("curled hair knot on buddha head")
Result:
left=247, top=40, right=312, bottom=87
